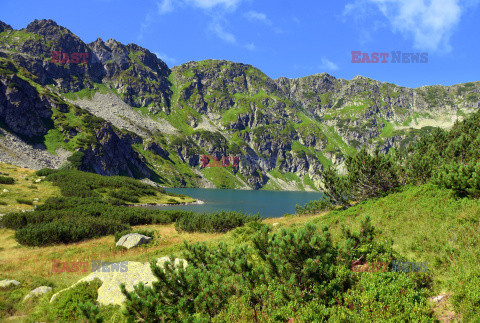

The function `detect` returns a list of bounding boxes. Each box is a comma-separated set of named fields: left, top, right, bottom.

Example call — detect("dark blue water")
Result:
left=151, top=188, right=324, bottom=218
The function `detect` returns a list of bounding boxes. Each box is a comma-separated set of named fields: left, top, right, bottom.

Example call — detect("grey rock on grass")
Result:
left=23, top=286, right=52, bottom=301
left=116, top=233, right=152, bottom=249
left=0, top=279, right=20, bottom=289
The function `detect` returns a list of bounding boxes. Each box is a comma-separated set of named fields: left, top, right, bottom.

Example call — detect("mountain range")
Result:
left=0, top=19, right=479, bottom=190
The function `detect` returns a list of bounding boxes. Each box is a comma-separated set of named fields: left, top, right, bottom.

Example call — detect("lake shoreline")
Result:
left=129, top=199, right=205, bottom=207
left=152, top=187, right=324, bottom=218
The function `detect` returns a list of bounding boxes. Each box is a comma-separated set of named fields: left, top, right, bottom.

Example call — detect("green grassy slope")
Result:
left=311, top=183, right=480, bottom=321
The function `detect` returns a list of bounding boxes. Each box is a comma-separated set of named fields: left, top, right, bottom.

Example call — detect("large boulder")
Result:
left=50, top=257, right=187, bottom=306
left=24, top=286, right=52, bottom=301
left=0, top=279, right=20, bottom=289
left=116, top=233, right=152, bottom=249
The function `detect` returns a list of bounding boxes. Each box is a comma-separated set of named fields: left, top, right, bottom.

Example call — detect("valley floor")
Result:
left=1, top=167, right=479, bottom=321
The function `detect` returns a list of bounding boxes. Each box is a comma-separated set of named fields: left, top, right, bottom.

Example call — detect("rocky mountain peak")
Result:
left=104, top=38, right=123, bottom=48
left=1, top=18, right=479, bottom=191
left=20, top=19, right=88, bottom=57
left=0, top=21, right=13, bottom=33
left=352, top=75, right=373, bottom=82
left=26, top=19, right=65, bottom=36
left=89, top=38, right=120, bottom=64
left=90, top=37, right=105, bottom=46
left=125, top=43, right=170, bottom=75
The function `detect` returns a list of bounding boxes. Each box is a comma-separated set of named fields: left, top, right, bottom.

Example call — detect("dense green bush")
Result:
left=295, top=197, right=332, bottom=215
left=80, top=220, right=433, bottom=322
left=35, top=168, right=58, bottom=176
left=0, top=175, right=14, bottom=184
left=66, top=151, right=85, bottom=168
left=322, top=148, right=400, bottom=207
left=432, top=162, right=480, bottom=197
left=15, top=217, right=129, bottom=246
left=322, top=110, right=480, bottom=207
left=51, top=278, right=102, bottom=321
left=35, top=196, right=105, bottom=211
left=15, top=198, right=33, bottom=205
left=108, top=189, right=139, bottom=203
left=337, top=216, right=399, bottom=267
left=45, top=170, right=165, bottom=201
left=3, top=190, right=194, bottom=245
left=321, top=272, right=432, bottom=321
left=231, top=221, right=270, bottom=243
left=3, top=200, right=189, bottom=230
left=398, top=110, right=480, bottom=197
left=82, top=114, right=105, bottom=128
left=175, top=211, right=259, bottom=233
left=1, top=212, right=27, bottom=230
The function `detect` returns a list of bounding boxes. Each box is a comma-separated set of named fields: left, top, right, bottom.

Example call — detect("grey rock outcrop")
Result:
left=0, top=279, right=20, bottom=288
left=116, top=233, right=152, bottom=249
left=80, top=125, right=152, bottom=178
left=0, top=73, right=53, bottom=137
left=23, top=286, right=52, bottom=301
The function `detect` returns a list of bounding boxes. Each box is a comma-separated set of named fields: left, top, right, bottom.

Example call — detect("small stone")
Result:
left=430, top=294, right=448, bottom=303
left=156, top=257, right=188, bottom=269
left=272, top=222, right=280, bottom=227
left=116, top=233, right=152, bottom=249
left=35, top=179, right=42, bottom=183
left=24, top=286, right=52, bottom=301
left=0, top=279, right=20, bottom=289
left=2, top=189, right=9, bottom=193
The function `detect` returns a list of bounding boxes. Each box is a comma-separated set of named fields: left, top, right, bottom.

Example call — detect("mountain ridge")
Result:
left=0, top=19, right=479, bottom=190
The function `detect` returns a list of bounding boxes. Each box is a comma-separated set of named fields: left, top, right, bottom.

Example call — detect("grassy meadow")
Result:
left=2, top=173, right=480, bottom=320
left=0, top=163, right=60, bottom=214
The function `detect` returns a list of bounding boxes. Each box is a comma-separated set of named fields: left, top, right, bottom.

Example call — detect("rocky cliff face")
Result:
left=80, top=125, right=152, bottom=178
left=0, top=71, right=53, bottom=137
left=0, top=34, right=155, bottom=178
left=0, top=19, right=479, bottom=190
left=88, top=38, right=171, bottom=110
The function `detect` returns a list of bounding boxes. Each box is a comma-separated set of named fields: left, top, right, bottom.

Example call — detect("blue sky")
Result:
left=1, top=0, right=479, bottom=88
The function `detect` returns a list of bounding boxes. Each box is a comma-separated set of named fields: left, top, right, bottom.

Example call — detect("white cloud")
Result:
left=245, top=42, right=256, bottom=51
left=344, top=0, right=475, bottom=52
left=319, top=57, right=339, bottom=71
left=157, top=0, right=174, bottom=14
left=139, top=12, right=156, bottom=40
left=209, top=21, right=236, bottom=43
left=186, top=0, right=242, bottom=10
left=141, top=0, right=244, bottom=43
left=244, top=10, right=272, bottom=25
left=154, top=0, right=242, bottom=14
